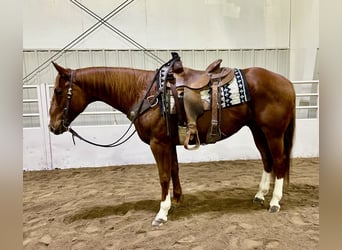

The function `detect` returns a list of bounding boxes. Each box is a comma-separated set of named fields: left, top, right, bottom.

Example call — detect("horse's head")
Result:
left=49, top=62, right=88, bottom=135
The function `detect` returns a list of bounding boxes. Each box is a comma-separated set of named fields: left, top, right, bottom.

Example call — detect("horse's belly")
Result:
left=196, top=105, right=249, bottom=141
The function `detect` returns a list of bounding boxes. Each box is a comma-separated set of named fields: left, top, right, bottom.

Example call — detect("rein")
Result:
left=64, top=54, right=179, bottom=147
left=68, top=126, right=137, bottom=148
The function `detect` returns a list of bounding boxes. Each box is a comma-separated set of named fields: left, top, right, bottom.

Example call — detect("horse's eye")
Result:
left=54, top=88, right=63, bottom=96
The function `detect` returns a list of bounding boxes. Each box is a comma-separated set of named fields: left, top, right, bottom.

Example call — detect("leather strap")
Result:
left=169, top=83, right=186, bottom=126
left=206, top=78, right=221, bottom=143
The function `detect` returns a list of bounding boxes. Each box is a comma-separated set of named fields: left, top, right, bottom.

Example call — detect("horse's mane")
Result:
left=76, top=67, right=153, bottom=84
left=74, top=66, right=156, bottom=113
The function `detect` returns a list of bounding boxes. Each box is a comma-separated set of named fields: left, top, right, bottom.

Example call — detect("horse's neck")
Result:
left=77, top=67, right=154, bottom=114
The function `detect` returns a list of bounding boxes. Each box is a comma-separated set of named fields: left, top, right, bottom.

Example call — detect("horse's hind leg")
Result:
left=266, top=136, right=288, bottom=213
left=250, top=123, right=289, bottom=212
left=267, top=113, right=295, bottom=212
left=249, top=125, right=273, bottom=205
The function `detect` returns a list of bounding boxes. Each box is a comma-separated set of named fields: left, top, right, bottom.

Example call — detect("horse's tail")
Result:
left=283, top=109, right=296, bottom=184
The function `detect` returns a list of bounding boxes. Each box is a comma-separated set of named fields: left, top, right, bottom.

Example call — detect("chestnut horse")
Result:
left=49, top=58, right=295, bottom=226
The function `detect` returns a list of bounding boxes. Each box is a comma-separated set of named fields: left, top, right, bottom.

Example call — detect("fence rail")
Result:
left=23, top=80, right=319, bottom=128
left=292, top=80, right=319, bottom=119
left=23, top=85, right=41, bottom=127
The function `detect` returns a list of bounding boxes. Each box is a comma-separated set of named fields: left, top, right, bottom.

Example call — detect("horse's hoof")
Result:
left=269, top=205, right=280, bottom=213
left=253, top=197, right=265, bottom=205
left=171, top=198, right=181, bottom=207
left=152, top=218, right=167, bottom=227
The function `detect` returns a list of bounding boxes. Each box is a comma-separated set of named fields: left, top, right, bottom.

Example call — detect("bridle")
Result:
left=62, top=69, right=75, bottom=129
left=59, top=68, right=139, bottom=147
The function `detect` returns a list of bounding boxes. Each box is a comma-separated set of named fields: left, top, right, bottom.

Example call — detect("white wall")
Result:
left=23, top=119, right=318, bottom=170
left=23, top=0, right=290, bottom=49
left=289, top=0, right=319, bottom=80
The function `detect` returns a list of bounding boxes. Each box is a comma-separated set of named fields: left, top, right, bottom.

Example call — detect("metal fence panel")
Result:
left=23, top=48, right=291, bottom=85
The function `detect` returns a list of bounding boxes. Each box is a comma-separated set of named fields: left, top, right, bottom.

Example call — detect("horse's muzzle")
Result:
left=49, top=123, right=67, bottom=135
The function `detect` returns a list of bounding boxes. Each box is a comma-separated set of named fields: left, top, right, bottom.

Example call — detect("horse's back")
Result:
left=243, top=67, right=294, bottom=94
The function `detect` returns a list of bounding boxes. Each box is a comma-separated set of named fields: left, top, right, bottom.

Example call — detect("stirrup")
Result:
left=206, top=121, right=221, bottom=144
left=183, top=124, right=200, bottom=150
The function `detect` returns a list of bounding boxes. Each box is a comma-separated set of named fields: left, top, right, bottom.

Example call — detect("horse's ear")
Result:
left=52, top=61, right=70, bottom=78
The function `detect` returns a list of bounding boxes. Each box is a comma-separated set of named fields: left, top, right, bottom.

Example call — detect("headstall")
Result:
left=62, top=69, right=75, bottom=129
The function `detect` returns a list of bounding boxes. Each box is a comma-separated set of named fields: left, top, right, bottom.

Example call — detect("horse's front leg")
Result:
left=171, top=144, right=182, bottom=205
left=150, top=138, right=173, bottom=226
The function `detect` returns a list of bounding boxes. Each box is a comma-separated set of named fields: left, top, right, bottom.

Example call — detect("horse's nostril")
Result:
left=49, top=125, right=55, bottom=133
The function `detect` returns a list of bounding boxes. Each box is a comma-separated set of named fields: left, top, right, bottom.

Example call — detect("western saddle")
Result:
left=167, top=54, right=234, bottom=150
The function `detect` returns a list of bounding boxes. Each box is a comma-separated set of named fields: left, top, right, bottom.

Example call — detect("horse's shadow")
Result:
left=64, top=183, right=318, bottom=223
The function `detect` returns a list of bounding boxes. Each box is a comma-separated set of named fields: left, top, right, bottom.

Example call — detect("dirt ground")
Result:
left=23, top=158, right=319, bottom=250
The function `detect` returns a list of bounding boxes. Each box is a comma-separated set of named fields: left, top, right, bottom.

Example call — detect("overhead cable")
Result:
left=23, top=0, right=135, bottom=83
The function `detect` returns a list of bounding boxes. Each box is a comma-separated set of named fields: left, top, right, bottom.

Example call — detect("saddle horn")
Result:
left=170, top=52, right=183, bottom=74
